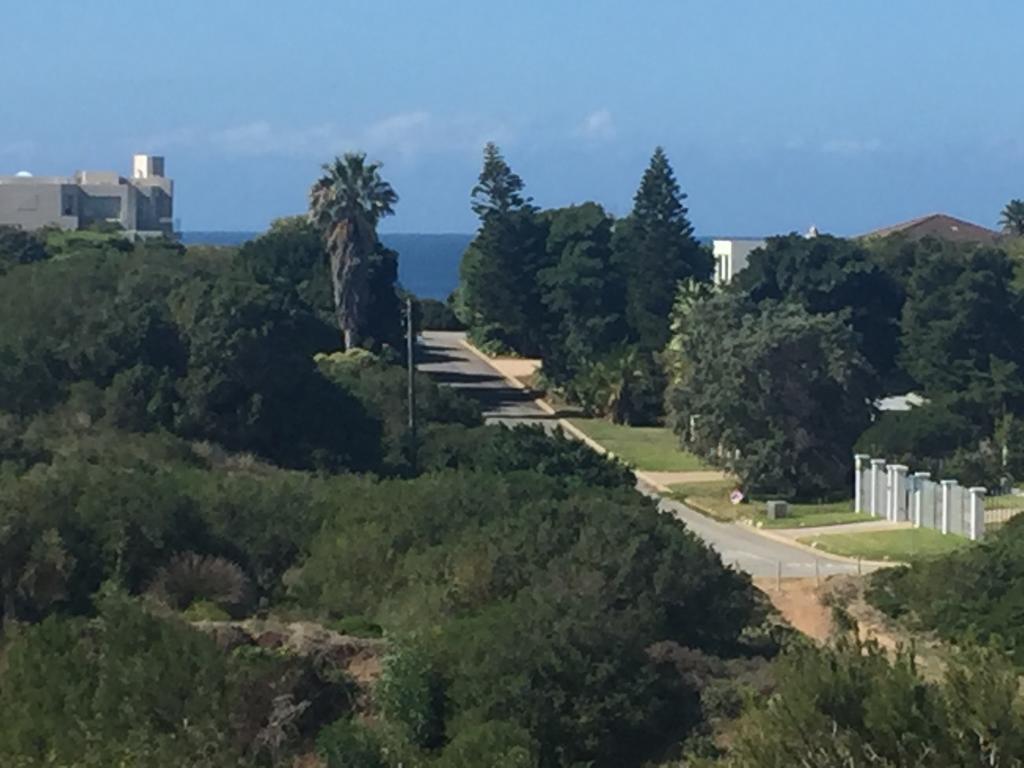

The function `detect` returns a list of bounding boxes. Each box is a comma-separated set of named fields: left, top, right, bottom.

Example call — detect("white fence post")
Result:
left=941, top=480, right=957, bottom=535
left=891, top=465, right=908, bottom=521
left=913, top=472, right=930, bottom=528
left=854, top=454, right=869, bottom=513
left=968, top=487, right=986, bottom=541
left=870, top=459, right=886, bottom=517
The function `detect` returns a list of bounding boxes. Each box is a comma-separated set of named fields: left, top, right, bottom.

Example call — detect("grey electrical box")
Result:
left=765, top=500, right=789, bottom=519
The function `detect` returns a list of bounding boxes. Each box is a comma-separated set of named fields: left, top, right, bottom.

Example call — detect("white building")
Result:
left=713, top=238, right=765, bottom=285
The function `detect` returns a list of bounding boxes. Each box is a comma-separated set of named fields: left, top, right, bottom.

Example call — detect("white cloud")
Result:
left=821, top=138, right=882, bottom=155
left=576, top=109, right=616, bottom=142
left=139, top=112, right=511, bottom=160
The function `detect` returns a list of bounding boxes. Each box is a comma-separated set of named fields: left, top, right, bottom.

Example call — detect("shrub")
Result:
left=148, top=552, right=254, bottom=618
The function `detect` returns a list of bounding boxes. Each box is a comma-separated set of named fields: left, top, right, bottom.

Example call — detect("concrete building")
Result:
left=0, top=154, right=174, bottom=238
left=713, top=238, right=766, bottom=285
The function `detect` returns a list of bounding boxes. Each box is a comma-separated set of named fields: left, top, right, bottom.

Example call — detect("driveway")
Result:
left=419, top=331, right=868, bottom=577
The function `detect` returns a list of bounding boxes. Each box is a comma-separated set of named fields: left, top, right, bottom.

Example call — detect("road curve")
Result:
left=419, top=330, right=867, bottom=577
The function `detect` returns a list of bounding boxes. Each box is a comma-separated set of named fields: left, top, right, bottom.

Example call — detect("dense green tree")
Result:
left=733, top=234, right=904, bottom=390
left=458, top=144, right=552, bottom=354
left=667, top=294, right=875, bottom=499
left=236, top=215, right=334, bottom=322
left=612, top=147, right=711, bottom=352
left=536, top=203, right=626, bottom=384
left=900, top=245, right=1024, bottom=431
left=1000, top=198, right=1024, bottom=236
left=310, top=153, right=398, bottom=349
left=0, top=225, right=47, bottom=273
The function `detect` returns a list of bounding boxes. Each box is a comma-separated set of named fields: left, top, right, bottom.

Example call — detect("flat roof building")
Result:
left=0, top=154, right=174, bottom=238
left=713, top=238, right=766, bottom=285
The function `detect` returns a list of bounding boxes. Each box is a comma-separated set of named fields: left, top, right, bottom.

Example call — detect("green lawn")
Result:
left=669, top=481, right=869, bottom=529
left=568, top=419, right=708, bottom=472
left=799, top=528, right=972, bottom=561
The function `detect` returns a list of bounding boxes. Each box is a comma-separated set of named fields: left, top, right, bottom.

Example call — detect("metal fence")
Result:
left=854, top=455, right=986, bottom=540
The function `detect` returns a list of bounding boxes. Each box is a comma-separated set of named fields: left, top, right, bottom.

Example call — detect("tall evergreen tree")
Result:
left=613, top=147, right=711, bottom=351
left=537, top=203, right=626, bottom=383
left=470, top=142, right=531, bottom=220
left=458, top=144, right=551, bottom=354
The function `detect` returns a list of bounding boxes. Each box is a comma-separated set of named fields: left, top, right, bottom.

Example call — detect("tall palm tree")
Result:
left=309, top=153, right=398, bottom=349
left=999, top=199, right=1024, bottom=236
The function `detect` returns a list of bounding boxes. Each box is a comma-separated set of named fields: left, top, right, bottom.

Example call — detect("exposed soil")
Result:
left=753, top=577, right=833, bottom=642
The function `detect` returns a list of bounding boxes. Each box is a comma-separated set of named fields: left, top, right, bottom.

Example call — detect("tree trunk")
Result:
left=329, top=220, right=371, bottom=350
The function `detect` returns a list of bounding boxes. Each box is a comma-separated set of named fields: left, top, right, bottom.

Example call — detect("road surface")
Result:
left=418, top=330, right=553, bottom=426
left=419, top=330, right=868, bottom=577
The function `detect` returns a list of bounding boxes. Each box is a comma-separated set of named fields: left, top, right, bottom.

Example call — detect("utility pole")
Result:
left=406, top=296, right=417, bottom=472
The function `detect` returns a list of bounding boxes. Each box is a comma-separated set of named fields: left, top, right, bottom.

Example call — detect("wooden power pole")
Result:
left=406, top=296, right=417, bottom=472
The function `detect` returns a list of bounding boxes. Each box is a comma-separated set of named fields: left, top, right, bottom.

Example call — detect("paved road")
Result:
left=418, top=330, right=554, bottom=426
left=419, top=330, right=868, bottom=577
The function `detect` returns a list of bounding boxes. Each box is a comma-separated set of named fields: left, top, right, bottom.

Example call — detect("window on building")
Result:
left=63, top=197, right=75, bottom=216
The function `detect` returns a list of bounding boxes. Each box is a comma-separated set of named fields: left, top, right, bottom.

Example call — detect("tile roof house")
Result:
left=860, top=213, right=1001, bottom=245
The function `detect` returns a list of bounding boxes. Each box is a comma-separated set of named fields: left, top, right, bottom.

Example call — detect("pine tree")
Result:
left=459, top=144, right=551, bottom=354
left=613, top=147, right=711, bottom=351
left=470, top=142, right=531, bottom=220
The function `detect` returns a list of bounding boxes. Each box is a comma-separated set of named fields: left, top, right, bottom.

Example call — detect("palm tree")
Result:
left=309, top=153, right=398, bottom=349
left=999, top=199, right=1024, bottom=236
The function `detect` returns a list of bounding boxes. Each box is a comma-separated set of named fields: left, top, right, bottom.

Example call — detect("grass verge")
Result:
left=799, top=528, right=971, bottom=561
left=670, top=481, right=870, bottom=529
left=568, top=418, right=708, bottom=472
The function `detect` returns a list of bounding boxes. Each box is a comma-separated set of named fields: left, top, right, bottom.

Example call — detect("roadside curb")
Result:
left=458, top=336, right=897, bottom=571
left=738, top=523, right=900, bottom=570
left=458, top=339, right=557, bottom=416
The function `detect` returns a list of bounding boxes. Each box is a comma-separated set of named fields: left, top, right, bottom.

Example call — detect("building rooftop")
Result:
left=860, top=213, right=1001, bottom=245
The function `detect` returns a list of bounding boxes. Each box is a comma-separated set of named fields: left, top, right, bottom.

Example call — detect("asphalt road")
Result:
left=419, top=330, right=867, bottom=577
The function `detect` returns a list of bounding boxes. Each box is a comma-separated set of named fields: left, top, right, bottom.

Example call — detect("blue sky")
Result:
left=4, top=1, right=1023, bottom=234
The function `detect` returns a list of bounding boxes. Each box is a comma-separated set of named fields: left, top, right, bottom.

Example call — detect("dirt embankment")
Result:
left=192, top=619, right=387, bottom=687
left=754, top=575, right=944, bottom=673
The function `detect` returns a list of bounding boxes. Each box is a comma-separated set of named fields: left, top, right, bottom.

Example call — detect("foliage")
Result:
left=376, top=643, right=446, bottom=749
left=417, top=296, right=465, bottom=330
left=292, top=470, right=757, bottom=765
left=612, top=147, right=712, bottom=353
left=0, top=225, right=47, bottom=273
left=317, top=719, right=388, bottom=768
left=419, top=423, right=635, bottom=489
left=1000, top=198, right=1024, bottom=236
left=147, top=551, right=254, bottom=618
left=868, top=515, right=1024, bottom=663
left=733, top=234, right=904, bottom=390
left=459, top=145, right=551, bottom=355
left=899, top=244, right=1024, bottom=432
left=0, top=249, right=381, bottom=471
left=723, top=636, right=1024, bottom=767
left=310, top=152, right=399, bottom=349
left=0, top=599, right=238, bottom=766
left=667, top=293, right=875, bottom=499
left=536, top=203, right=626, bottom=384
left=317, top=349, right=482, bottom=473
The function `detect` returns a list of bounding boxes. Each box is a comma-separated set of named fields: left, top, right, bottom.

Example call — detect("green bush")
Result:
left=725, top=636, right=1024, bottom=767
left=867, top=515, right=1024, bottom=663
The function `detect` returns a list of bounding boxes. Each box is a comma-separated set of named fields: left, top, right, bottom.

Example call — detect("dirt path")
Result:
left=754, top=577, right=834, bottom=641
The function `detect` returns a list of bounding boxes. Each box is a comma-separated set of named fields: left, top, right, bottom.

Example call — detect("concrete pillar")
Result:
left=913, top=472, right=930, bottom=528
left=941, top=480, right=957, bottom=535
left=870, top=459, right=886, bottom=517
left=890, top=465, right=908, bottom=521
left=968, top=487, right=986, bottom=541
left=854, top=454, right=870, bottom=513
